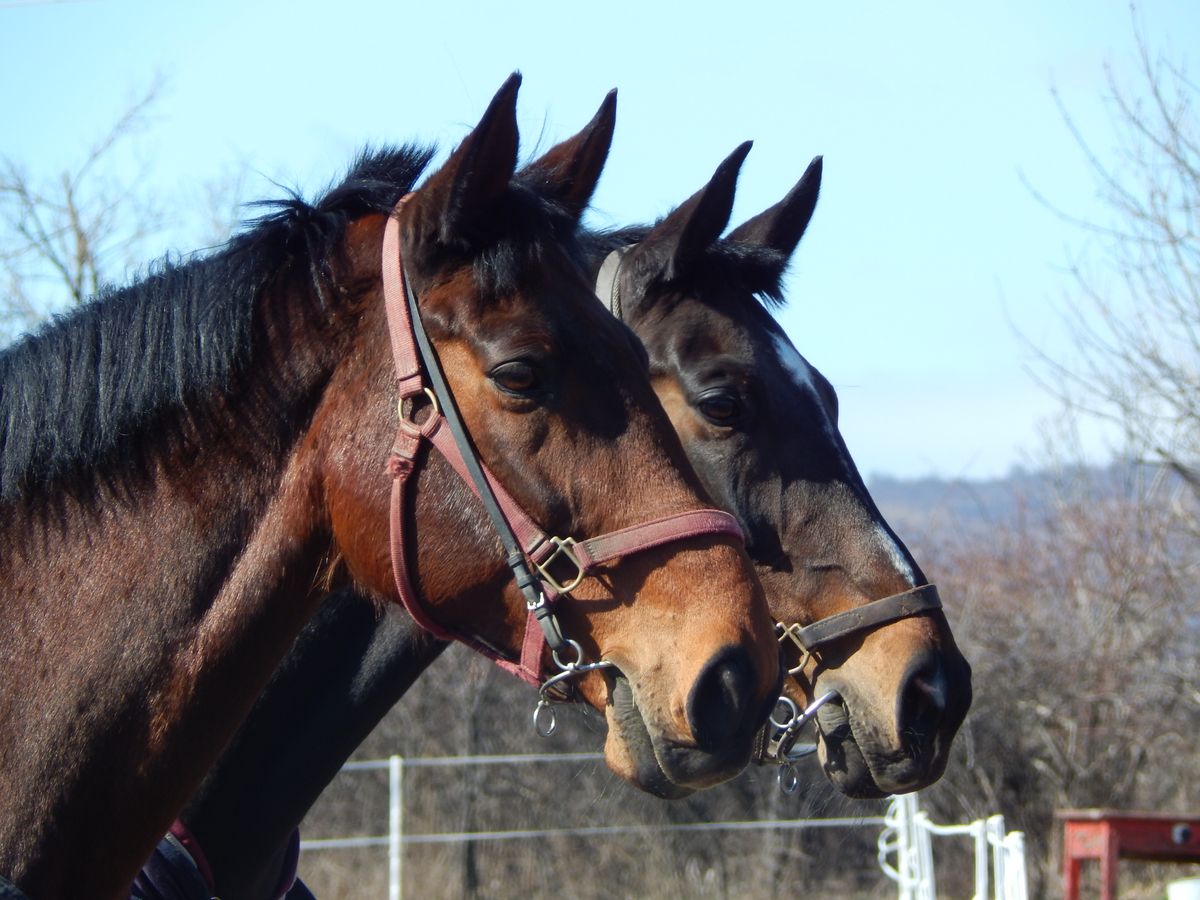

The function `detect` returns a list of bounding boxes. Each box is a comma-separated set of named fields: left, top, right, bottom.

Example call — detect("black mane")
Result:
left=583, top=225, right=790, bottom=309
left=0, top=144, right=434, bottom=503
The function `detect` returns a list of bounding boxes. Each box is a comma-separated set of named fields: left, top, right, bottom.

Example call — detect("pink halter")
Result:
left=380, top=196, right=745, bottom=685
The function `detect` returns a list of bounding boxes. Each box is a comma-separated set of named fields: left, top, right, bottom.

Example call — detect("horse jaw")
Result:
left=813, top=698, right=890, bottom=799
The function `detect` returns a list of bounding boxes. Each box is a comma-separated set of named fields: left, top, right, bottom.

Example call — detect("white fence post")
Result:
left=1002, top=830, right=1028, bottom=900
left=389, top=754, right=403, bottom=900
left=878, top=792, right=1028, bottom=900
left=911, top=796, right=937, bottom=900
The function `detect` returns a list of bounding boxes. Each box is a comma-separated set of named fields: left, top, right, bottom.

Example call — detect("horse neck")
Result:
left=177, top=593, right=445, bottom=898
left=0, top=270, right=362, bottom=898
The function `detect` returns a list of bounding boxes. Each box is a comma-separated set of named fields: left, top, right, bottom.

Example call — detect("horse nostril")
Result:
left=897, top=652, right=947, bottom=746
left=687, top=646, right=755, bottom=750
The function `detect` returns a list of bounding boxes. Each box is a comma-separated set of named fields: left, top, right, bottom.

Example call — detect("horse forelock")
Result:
left=0, top=144, right=434, bottom=504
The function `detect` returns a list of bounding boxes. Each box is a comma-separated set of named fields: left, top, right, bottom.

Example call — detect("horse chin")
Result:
left=813, top=695, right=949, bottom=799
left=813, top=699, right=888, bottom=799
left=602, top=670, right=694, bottom=800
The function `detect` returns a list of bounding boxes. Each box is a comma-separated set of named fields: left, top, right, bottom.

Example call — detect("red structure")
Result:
left=1059, top=809, right=1200, bottom=899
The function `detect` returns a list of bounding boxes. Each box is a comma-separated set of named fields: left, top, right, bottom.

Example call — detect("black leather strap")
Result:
left=789, top=584, right=943, bottom=651
left=129, top=832, right=215, bottom=900
left=285, top=877, right=318, bottom=899
left=403, top=264, right=568, bottom=652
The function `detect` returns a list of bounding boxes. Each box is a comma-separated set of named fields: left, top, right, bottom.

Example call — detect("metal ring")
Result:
left=533, top=701, right=557, bottom=737
left=778, top=764, right=800, bottom=795
left=552, top=639, right=585, bottom=671
left=398, top=387, right=441, bottom=423
left=769, top=696, right=799, bottom=729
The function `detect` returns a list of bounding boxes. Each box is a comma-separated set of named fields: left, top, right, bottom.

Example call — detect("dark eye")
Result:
left=490, top=360, right=542, bottom=396
left=697, top=391, right=742, bottom=425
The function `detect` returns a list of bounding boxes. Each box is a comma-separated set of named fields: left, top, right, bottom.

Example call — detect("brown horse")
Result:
left=0, top=77, right=781, bottom=898
left=594, top=145, right=971, bottom=798
left=138, top=146, right=970, bottom=899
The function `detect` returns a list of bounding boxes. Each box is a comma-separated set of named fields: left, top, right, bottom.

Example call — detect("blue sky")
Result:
left=2, top=0, right=1197, bottom=479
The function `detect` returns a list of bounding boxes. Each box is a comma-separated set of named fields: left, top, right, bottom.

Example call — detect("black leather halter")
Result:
left=762, top=584, right=944, bottom=784
left=776, top=583, right=944, bottom=673
left=596, top=249, right=945, bottom=661
left=594, top=248, right=946, bottom=777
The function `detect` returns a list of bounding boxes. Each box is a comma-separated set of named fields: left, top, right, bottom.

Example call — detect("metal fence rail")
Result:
left=298, top=752, right=888, bottom=900
left=300, top=753, right=1026, bottom=900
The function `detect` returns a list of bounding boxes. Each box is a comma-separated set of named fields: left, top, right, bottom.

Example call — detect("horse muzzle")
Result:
left=602, top=653, right=776, bottom=797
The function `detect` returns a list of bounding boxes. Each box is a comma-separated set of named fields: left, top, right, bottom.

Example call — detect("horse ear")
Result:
left=522, top=90, right=616, bottom=221
left=643, top=141, right=751, bottom=279
left=727, top=155, right=822, bottom=257
left=418, top=73, right=522, bottom=244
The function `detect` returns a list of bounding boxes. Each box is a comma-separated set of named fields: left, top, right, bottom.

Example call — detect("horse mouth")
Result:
left=605, top=669, right=694, bottom=799
left=814, top=696, right=890, bottom=799
left=813, top=692, right=949, bottom=799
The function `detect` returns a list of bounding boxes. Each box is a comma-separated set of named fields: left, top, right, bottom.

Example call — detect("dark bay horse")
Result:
left=598, top=146, right=971, bottom=798
left=152, top=146, right=970, bottom=898
left=0, top=77, right=783, bottom=898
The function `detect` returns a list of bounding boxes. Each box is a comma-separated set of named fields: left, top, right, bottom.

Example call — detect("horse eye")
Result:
left=490, top=360, right=541, bottom=395
left=697, top=392, right=742, bottom=425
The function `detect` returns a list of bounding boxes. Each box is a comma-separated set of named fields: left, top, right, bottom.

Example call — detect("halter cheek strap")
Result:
left=380, top=198, right=745, bottom=686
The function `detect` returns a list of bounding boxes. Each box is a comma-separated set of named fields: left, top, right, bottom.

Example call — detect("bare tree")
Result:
left=910, top=461, right=1200, bottom=898
left=1030, top=15, right=1200, bottom=497
left=0, top=78, right=244, bottom=343
left=0, top=81, right=162, bottom=334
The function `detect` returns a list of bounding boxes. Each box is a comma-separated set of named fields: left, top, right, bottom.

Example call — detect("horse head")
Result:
left=599, top=147, right=971, bottom=798
left=317, top=77, right=781, bottom=797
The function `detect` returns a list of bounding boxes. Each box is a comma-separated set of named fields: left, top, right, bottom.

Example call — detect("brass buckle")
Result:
left=535, top=536, right=585, bottom=594
left=398, top=388, right=441, bottom=430
left=776, top=622, right=812, bottom=677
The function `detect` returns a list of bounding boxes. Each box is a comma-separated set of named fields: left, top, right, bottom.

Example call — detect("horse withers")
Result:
left=0, top=76, right=780, bottom=899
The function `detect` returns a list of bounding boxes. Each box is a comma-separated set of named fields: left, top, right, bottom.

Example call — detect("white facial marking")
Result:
left=770, top=332, right=835, bottom=439
left=771, top=333, right=916, bottom=586
left=876, top=524, right=917, bottom=587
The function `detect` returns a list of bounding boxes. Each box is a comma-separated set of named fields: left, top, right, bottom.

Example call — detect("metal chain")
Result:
left=764, top=690, right=839, bottom=794
left=532, top=640, right=616, bottom=737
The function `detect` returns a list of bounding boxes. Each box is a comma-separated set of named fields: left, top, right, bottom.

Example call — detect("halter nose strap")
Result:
left=777, top=583, right=944, bottom=656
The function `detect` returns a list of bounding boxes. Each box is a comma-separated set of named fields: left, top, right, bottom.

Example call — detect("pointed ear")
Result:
left=642, top=141, right=751, bottom=279
left=521, top=90, right=616, bottom=221
left=727, top=155, right=822, bottom=257
left=415, top=73, right=521, bottom=244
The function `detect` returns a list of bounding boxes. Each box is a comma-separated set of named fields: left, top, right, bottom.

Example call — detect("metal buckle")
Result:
left=776, top=621, right=812, bottom=676
left=397, top=387, right=441, bottom=429
left=535, top=536, right=585, bottom=594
